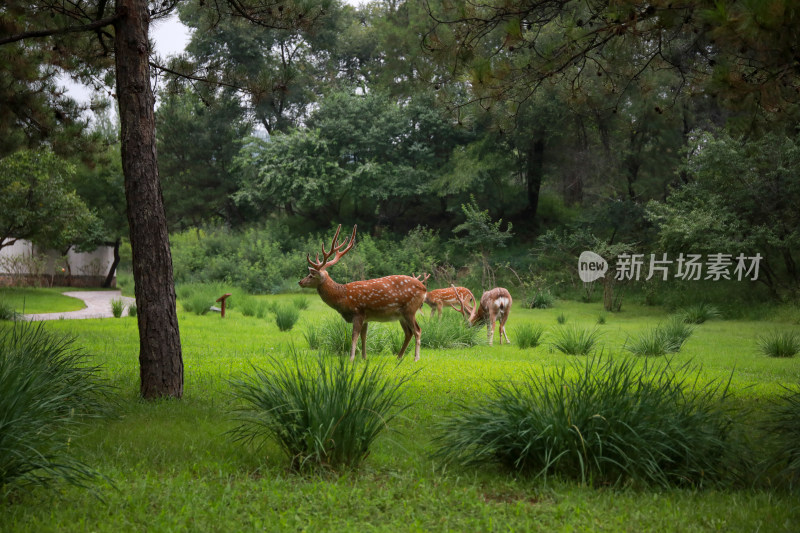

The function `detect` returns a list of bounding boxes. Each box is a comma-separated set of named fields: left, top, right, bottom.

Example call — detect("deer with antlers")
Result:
left=450, top=285, right=513, bottom=345
left=424, top=286, right=476, bottom=318
left=299, top=225, right=426, bottom=361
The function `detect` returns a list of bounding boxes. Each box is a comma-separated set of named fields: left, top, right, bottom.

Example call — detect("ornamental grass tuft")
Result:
left=229, top=351, right=413, bottom=471
left=0, top=322, right=109, bottom=490
left=432, top=355, right=736, bottom=487
left=550, top=325, right=601, bottom=355
left=757, top=330, right=800, bottom=358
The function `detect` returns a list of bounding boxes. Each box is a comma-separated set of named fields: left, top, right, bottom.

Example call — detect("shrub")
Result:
left=625, top=318, right=694, bottom=357
left=529, top=290, right=554, bottom=309
left=432, top=355, right=736, bottom=487
left=762, top=384, right=800, bottom=488
left=678, top=303, right=721, bottom=324
left=556, top=313, right=567, bottom=324
left=110, top=298, right=125, bottom=318
left=551, top=325, right=601, bottom=355
left=757, top=330, right=800, bottom=358
left=515, top=323, right=545, bottom=349
left=229, top=352, right=413, bottom=471
left=0, top=323, right=108, bottom=489
left=274, top=304, right=300, bottom=332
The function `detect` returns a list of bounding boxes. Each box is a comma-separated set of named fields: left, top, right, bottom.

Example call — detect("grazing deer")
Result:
left=424, top=287, right=476, bottom=319
left=451, top=285, right=512, bottom=345
left=298, top=225, right=426, bottom=361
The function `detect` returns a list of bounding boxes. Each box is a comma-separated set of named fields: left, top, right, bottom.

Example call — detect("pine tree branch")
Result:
left=0, top=15, right=119, bottom=46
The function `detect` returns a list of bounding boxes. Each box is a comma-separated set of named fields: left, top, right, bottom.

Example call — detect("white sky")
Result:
left=60, top=14, right=192, bottom=104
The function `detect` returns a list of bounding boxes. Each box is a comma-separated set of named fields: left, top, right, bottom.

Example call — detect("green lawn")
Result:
left=0, top=287, right=89, bottom=314
left=2, top=293, right=800, bottom=532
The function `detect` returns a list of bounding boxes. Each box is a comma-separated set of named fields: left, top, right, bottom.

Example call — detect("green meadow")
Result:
left=2, top=290, right=800, bottom=532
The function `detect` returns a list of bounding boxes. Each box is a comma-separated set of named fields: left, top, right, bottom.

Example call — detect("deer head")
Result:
left=449, top=283, right=479, bottom=325
left=298, top=224, right=357, bottom=288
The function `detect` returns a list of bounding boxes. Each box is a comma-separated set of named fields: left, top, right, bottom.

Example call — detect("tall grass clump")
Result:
left=551, top=325, right=601, bottom=355
left=515, top=323, right=545, bottom=349
left=432, top=356, right=736, bottom=487
left=110, top=298, right=125, bottom=318
left=127, top=303, right=137, bottom=317
left=529, top=290, right=554, bottom=309
left=177, top=282, right=239, bottom=316
left=678, top=302, right=721, bottom=324
left=239, top=296, right=267, bottom=318
left=761, top=384, right=800, bottom=488
left=274, top=304, right=300, bottom=331
left=556, top=313, right=567, bottom=324
left=757, top=330, right=800, bottom=358
left=229, top=352, right=413, bottom=471
left=0, top=300, right=19, bottom=321
left=304, top=316, right=395, bottom=356
left=419, top=313, right=484, bottom=349
left=0, top=323, right=109, bottom=490
left=626, top=317, right=694, bottom=356
left=292, top=296, right=310, bottom=310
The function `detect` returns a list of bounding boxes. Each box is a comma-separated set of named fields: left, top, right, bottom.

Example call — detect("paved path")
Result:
left=23, top=291, right=137, bottom=321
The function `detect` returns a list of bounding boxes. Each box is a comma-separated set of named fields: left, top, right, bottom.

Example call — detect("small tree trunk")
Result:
left=603, top=275, right=614, bottom=312
left=102, top=238, right=121, bottom=288
left=115, top=0, right=183, bottom=399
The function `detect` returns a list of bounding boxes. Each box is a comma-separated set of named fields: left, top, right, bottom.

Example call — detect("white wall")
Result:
left=0, top=238, right=115, bottom=279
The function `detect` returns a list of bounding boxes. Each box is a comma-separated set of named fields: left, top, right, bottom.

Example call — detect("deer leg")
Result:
left=487, top=315, right=496, bottom=346
left=360, top=322, right=369, bottom=360
left=500, top=313, right=511, bottom=344
left=397, top=321, right=413, bottom=359
left=430, top=305, right=436, bottom=319
left=351, top=316, right=363, bottom=362
left=412, top=316, right=421, bottom=361
left=437, top=302, right=443, bottom=319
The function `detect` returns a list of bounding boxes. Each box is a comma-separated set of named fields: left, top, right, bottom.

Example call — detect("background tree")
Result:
left=156, top=88, right=252, bottom=230
left=0, top=149, right=97, bottom=254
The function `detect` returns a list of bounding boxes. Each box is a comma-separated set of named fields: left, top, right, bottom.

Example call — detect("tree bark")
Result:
left=115, top=0, right=183, bottom=399
left=102, top=238, right=121, bottom=288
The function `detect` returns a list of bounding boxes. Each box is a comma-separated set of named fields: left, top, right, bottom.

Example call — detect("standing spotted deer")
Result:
left=451, top=285, right=513, bottom=345
left=299, top=225, right=426, bottom=361
left=424, top=287, right=476, bottom=318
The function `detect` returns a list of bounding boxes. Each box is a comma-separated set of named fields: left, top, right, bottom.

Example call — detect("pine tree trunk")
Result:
left=115, top=0, right=183, bottom=399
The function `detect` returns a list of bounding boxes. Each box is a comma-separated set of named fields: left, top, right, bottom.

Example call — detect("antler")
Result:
left=307, top=224, right=357, bottom=271
left=448, top=283, right=472, bottom=317
left=414, top=272, right=431, bottom=285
